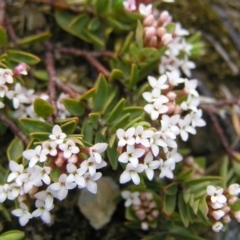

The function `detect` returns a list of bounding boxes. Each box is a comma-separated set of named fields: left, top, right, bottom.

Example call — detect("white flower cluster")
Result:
left=0, top=125, right=108, bottom=226
left=143, top=72, right=206, bottom=141
left=0, top=65, right=71, bottom=120
left=121, top=190, right=159, bottom=230
left=206, top=184, right=240, bottom=232
left=117, top=125, right=182, bottom=185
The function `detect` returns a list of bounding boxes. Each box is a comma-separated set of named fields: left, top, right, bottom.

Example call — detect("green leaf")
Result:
left=109, top=69, right=123, bottom=82
left=124, top=116, right=142, bottom=130
left=84, top=30, right=105, bottom=46
left=106, top=17, right=131, bottom=31
left=128, top=64, right=139, bottom=89
left=61, top=118, right=78, bottom=134
left=30, top=132, right=50, bottom=141
left=19, top=118, right=52, bottom=134
left=198, top=196, right=209, bottom=220
left=120, top=31, right=134, bottom=53
left=184, top=176, right=223, bottom=185
left=136, top=20, right=143, bottom=48
left=33, top=70, right=49, bottom=81
left=106, top=98, right=125, bottom=124
left=178, top=192, right=189, bottom=227
left=111, top=113, right=130, bottom=130
left=87, top=17, right=101, bottom=31
left=163, top=193, right=176, bottom=215
left=82, top=121, right=93, bottom=143
left=93, top=74, right=108, bottom=112
left=165, top=23, right=176, bottom=34
left=89, top=112, right=100, bottom=129
left=17, top=31, right=51, bottom=45
left=62, top=98, right=85, bottom=116
left=0, top=27, right=8, bottom=47
left=220, top=155, right=229, bottom=188
left=69, top=13, right=90, bottom=28
left=79, top=87, right=96, bottom=100
left=33, top=98, right=54, bottom=118
left=122, top=106, right=144, bottom=119
left=0, top=203, right=11, bottom=221
left=0, top=230, right=25, bottom=240
left=183, top=189, right=191, bottom=203
left=50, top=166, right=61, bottom=182
left=7, top=50, right=40, bottom=65
left=7, top=138, right=24, bottom=161
left=0, top=165, right=9, bottom=184
left=170, top=226, right=205, bottom=240
left=164, top=182, right=178, bottom=195
left=107, top=147, right=119, bottom=170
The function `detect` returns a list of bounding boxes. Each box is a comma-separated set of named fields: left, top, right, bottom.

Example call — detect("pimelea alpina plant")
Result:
left=0, top=0, right=240, bottom=239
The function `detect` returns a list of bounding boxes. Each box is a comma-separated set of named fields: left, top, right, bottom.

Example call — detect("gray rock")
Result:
left=78, top=177, right=120, bottom=230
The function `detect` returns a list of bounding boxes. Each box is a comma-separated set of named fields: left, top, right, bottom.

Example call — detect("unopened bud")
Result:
left=149, top=201, right=157, bottom=209
left=157, top=27, right=166, bottom=38
left=166, top=91, right=176, bottom=101
left=141, top=221, right=149, bottom=230
left=212, top=210, right=225, bottom=220
left=223, top=215, right=231, bottom=223
left=228, top=196, right=238, bottom=205
left=136, top=209, right=146, bottom=220
left=159, top=11, right=170, bottom=23
left=14, top=63, right=28, bottom=76
left=147, top=214, right=154, bottom=221
left=149, top=36, right=158, bottom=48
left=228, top=183, right=240, bottom=196
left=145, top=27, right=156, bottom=40
left=144, top=14, right=155, bottom=26
left=151, top=209, right=159, bottom=217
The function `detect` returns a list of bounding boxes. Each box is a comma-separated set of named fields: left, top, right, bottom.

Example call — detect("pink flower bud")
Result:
left=166, top=91, right=176, bottom=101
left=145, top=27, right=156, bottom=40
left=212, top=210, right=225, bottom=220
left=149, top=36, right=158, bottom=48
left=223, top=215, right=231, bottom=223
left=228, top=196, right=238, bottom=205
left=157, top=27, right=166, bottom=37
left=149, top=201, right=157, bottom=209
left=14, top=63, right=28, bottom=76
left=144, top=14, right=155, bottom=26
left=151, top=209, right=159, bottom=217
left=136, top=209, right=146, bottom=220
left=159, top=11, right=170, bottom=23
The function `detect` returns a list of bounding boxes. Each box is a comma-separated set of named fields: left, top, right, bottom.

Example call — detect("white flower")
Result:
left=0, top=68, right=13, bottom=84
left=121, top=190, right=141, bottom=207
left=0, top=84, right=8, bottom=98
left=0, top=101, right=4, bottom=108
left=66, top=163, right=86, bottom=187
left=59, top=139, right=79, bottom=159
left=190, top=109, right=206, bottom=127
left=49, top=174, right=76, bottom=201
left=138, top=3, right=152, bottom=16
left=34, top=190, right=54, bottom=209
left=180, top=58, right=196, bottom=77
left=212, top=221, right=223, bottom=232
left=149, top=132, right=167, bottom=157
left=89, top=143, right=108, bottom=163
left=42, top=141, right=58, bottom=156
left=49, top=125, right=67, bottom=144
left=6, top=83, right=29, bottom=109
left=79, top=172, right=102, bottom=194
left=143, top=152, right=160, bottom=180
left=134, top=125, right=154, bottom=147
left=0, top=184, right=9, bottom=203
left=207, top=185, right=227, bottom=204
left=184, top=79, right=199, bottom=97
left=143, top=89, right=168, bottom=103
left=123, top=0, right=136, bottom=12
left=32, top=199, right=53, bottom=224
left=7, top=161, right=24, bottom=184
left=30, top=165, right=52, bottom=185
left=79, top=157, right=98, bottom=176
left=178, top=114, right=196, bottom=141
left=144, top=98, right=169, bottom=120
left=12, top=203, right=32, bottom=226
left=23, top=145, right=47, bottom=167
left=147, top=75, right=169, bottom=90
left=116, top=127, right=135, bottom=147
left=174, top=22, right=189, bottom=36
left=120, top=163, right=145, bottom=185
left=6, top=183, right=21, bottom=200
left=160, top=114, right=180, bottom=138
left=118, top=145, right=145, bottom=168
left=166, top=70, right=184, bottom=86
left=228, top=183, right=240, bottom=196
left=159, top=158, right=175, bottom=179
left=180, top=95, right=200, bottom=112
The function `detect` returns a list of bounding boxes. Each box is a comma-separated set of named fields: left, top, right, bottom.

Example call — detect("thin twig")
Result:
left=5, top=14, right=19, bottom=45
left=85, top=54, right=110, bottom=77
left=0, top=112, right=29, bottom=147
left=44, top=41, right=57, bottom=120
left=56, top=47, right=117, bottom=58
left=0, top=0, right=5, bottom=27
left=55, top=78, right=79, bottom=99
left=200, top=99, right=240, bottom=108
left=200, top=105, right=235, bottom=159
